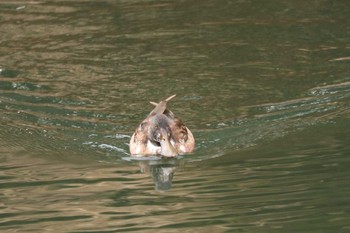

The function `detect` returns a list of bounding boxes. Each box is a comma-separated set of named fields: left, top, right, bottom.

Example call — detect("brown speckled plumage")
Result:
left=129, top=95, right=195, bottom=157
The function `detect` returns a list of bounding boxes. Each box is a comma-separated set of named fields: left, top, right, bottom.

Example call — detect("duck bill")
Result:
left=159, top=128, right=178, bottom=157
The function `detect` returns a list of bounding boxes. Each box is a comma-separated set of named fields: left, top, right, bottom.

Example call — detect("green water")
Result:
left=1, top=0, right=350, bottom=232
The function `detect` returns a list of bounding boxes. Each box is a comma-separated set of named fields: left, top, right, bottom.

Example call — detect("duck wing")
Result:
left=129, top=120, right=149, bottom=155
left=169, top=117, right=195, bottom=153
left=130, top=119, right=161, bottom=155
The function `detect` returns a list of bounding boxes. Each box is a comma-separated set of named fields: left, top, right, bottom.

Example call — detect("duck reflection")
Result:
left=138, top=158, right=184, bottom=191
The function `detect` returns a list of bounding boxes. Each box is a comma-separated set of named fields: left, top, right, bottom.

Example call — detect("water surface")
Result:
left=1, top=0, right=350, bottom=232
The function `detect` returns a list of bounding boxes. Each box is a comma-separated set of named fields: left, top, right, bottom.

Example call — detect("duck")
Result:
left=129, top=95, right=195, bottom=157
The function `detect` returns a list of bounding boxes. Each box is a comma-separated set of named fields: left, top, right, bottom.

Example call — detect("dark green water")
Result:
left=1, top=0, right=350, bottom=232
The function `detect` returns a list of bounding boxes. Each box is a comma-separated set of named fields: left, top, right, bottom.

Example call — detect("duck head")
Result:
left=147, top=114, right=178, bottom=157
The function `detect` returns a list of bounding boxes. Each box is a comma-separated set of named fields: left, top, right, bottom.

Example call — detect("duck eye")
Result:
left=156, top=132, right=162, bottom=141
left=140, top=122, right=146, bottom=130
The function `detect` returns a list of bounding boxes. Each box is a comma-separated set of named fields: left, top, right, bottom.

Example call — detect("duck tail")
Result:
left=165, top=94, right=176, bottom=102
left=149, top=101, right=158, bottom=106
left=149, top=95, right=176, bottom=115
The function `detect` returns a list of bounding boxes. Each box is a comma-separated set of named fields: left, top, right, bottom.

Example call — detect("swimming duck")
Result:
left=129, top=95, right=195, bottom=157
